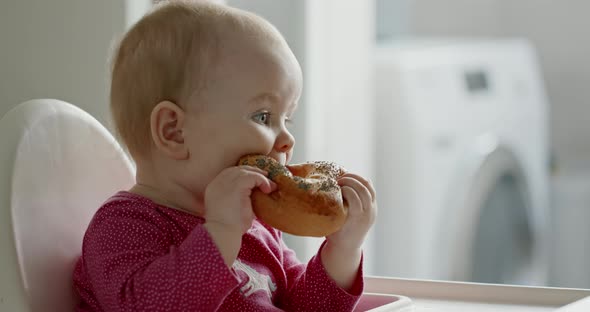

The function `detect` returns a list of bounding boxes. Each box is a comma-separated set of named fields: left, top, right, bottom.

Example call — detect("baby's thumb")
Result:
left=259, top=179, right=277, bottom=194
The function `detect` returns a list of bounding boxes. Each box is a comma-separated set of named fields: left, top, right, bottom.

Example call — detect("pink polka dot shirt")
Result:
left=73, top=191, right=364, bottom=311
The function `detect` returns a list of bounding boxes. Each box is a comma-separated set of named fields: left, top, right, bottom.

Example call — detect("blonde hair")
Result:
left=110, top=1, right=285, bottom=159
left=110, top=1, right=226, bottom=159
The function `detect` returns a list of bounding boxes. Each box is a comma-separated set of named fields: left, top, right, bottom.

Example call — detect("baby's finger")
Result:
left=341, top=185, right=362, bottom=216
left=237, top=166, right=278, bottom=191
left=236, top=170, right=276, bottom=194
left=338, top=177, right=372, bottom=212
left=239, top=165, right=271, bottom=177
left=339, top=173, right=375, bottom=202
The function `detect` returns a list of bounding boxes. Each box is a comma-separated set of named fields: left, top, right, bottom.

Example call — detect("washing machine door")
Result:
left=438, top=137, right=541, bottom=285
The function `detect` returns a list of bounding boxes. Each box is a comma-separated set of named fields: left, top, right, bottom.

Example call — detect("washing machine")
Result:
left=373, top=39, right=550, bottom=286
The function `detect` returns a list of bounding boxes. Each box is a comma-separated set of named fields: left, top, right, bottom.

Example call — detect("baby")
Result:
left=73, top=1, right=377, bottom=311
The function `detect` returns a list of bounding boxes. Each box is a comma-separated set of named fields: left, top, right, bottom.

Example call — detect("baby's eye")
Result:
left=253, top=112, right=271, bottom=125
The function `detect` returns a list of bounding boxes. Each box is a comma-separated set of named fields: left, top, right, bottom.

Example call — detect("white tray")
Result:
left=356, top=293, right=413, bottom=311
left=360, top=276, right=590, bottom=311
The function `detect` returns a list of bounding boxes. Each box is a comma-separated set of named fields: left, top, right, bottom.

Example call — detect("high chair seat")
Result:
left=0, top=99, right=134, bottom=311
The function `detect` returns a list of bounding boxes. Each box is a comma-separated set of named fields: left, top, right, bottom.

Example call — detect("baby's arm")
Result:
left=277, top=172, right=376, bottom=310
left=277, top=236, right=363, bottom=311
left=323, top=172, right=376, bottom=289
left=81, top=210, right=237, bottom=311
left=320, top=242, right=362, bottom=291
left=203, top=221, right=242, bottom=267
left=81, top=165, right=276, bottom=311
left=202, top=165, right=276, bottom=267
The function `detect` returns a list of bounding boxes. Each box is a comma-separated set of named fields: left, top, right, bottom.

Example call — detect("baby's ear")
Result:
left=150, top=101, right=189, bottom=160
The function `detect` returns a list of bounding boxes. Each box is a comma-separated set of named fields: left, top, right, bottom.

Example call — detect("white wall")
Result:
left=303, top=0, right=375, bottom=272
left=378, top=0, right=590, bottom=173
left=377, top=0, right=590, bottom=288
left=0, top=0, right=151, bottom=129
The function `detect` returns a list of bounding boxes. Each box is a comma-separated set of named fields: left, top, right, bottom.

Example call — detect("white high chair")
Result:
left=0, top=99, right=135, bottom=311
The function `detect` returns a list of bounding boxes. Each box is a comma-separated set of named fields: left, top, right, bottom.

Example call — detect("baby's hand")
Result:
left=204, top=165, right=277, bottom=234
left=321, top=172, right=377, bottom=290
left=203, top=165, right=277, bottom=267
left=327, top=173, right=377, bottom=252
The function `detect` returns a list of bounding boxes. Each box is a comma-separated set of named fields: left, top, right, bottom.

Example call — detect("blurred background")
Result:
left=1, top=0, right=589, bottom=289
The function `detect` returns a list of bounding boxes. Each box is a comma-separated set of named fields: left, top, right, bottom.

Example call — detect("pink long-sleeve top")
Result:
left=73, top=191, right=363, bottom=311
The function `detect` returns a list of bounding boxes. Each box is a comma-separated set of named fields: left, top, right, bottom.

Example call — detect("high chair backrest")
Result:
left=0, top=99, right=135, bottom=311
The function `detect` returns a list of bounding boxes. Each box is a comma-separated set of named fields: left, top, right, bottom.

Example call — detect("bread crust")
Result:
left=238, top=155, right=347, bottom=237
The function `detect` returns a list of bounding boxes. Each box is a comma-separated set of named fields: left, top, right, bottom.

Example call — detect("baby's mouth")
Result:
left=238, top=152, right=288, bottom=167
left=269, top=155, right=287, bottom=166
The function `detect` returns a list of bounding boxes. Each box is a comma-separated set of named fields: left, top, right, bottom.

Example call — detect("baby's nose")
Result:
left=274, top=130, right=295, bottom=153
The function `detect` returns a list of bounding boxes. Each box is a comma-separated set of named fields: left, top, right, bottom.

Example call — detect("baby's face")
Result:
left=182, top=30, right=303, bottom=191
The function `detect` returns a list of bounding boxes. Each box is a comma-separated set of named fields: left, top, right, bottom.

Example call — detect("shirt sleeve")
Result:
left=279, top=237, right=364, bottom=312
left=81, top=208, right=238, bottom=312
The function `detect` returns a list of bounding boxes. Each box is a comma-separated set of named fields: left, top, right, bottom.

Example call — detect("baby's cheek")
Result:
left=250, top=128, right=274, bottom=145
